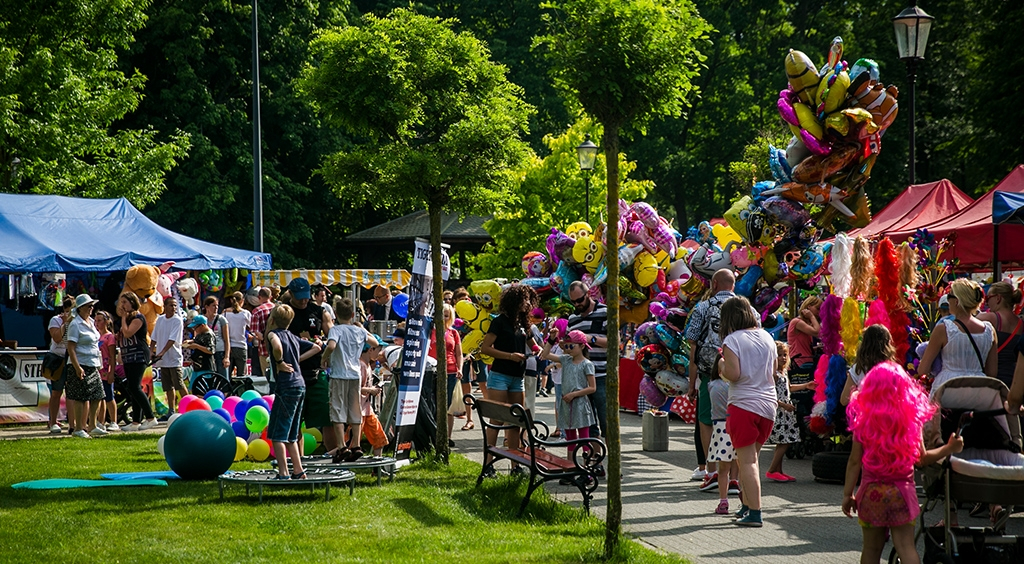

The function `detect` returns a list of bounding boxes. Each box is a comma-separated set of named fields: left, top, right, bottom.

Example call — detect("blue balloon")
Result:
left=231, top=420, right=249, bottom=438
left=213, top=408, right=232, bottom=423
left=233, top=399, right=250, bottom=422
left=247, top=398, right=270, bottom=414
left=204, top=389, right=226, bottom=401
left=392, top=293, right=409, bottom=319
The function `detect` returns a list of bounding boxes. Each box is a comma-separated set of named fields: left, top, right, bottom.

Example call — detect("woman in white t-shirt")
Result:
left=223, top=292, right=252, bottom=378
left=717, top=296, right=778, bottom=528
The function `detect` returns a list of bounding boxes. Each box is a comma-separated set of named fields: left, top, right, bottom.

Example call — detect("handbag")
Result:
left=41, top=320, right=69, bottom=381
left=447, top=378, right=465, bottom=416
left=954, top=319, right=987, bottom=372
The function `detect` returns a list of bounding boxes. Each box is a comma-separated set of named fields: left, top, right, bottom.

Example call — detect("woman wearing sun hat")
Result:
left=65, top=294, right=108, bottom=438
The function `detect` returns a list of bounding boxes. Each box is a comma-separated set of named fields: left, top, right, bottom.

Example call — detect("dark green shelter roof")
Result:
left=345, top=210, right=492, bottom=251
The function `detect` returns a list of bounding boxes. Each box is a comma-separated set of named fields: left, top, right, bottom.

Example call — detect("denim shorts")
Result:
left=102, top=380, right=114, bottom=402
left=267, top=385, right=305, bottom=443
left=487, top=371, right=524, bottom=393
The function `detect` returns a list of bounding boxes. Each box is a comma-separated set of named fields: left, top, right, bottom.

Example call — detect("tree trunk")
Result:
left=602, top=125, right=622, bottom=558
left=430, top=203, right=449, bottom=464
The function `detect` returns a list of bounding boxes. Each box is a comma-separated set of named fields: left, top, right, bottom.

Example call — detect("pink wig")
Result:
left=847, top=361, right=936, bottom=479
left=864, top=299, right=891, bottom=329
left=820, top=294, right=843, bottom=356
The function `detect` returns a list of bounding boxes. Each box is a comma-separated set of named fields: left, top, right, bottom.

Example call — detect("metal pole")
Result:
left=584, top=173, right=590, bottom=225
left=906, top=57, right=917, bottom=186
left=252, top=0, right=264, bottom=253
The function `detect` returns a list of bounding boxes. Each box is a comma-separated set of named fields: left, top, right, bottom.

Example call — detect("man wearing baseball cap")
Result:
left=185, top=315, right=215, bottom=373
left=286, top=277, right=335, bottom=449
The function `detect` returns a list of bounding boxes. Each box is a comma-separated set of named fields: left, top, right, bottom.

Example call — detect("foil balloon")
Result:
left=649, top=301, right=668, bottom=320
left=571, top=236, right=605, bottom=273
left=545, top=228, right=576, bottom=266
left=654, top=324, right=683, bottom=352
left=636, top=343, right=671, bottom=374
left=761, top=196, right=811, bottom=235
left=767, top=147, right=792, bottom=184
left=734, top=265, right=763, bottom=297
left=469, top=280, right=501, bottom=311
left=666, top=259, right=691, bottom=282
left=687, top=244, right=735, bottom=279
left=549, top=261, right=580, bottom=299
left=633, top=251, right=659, bottom=287
left=654, top=369, right=689, bottom=397
left=664, top=308, right=688, bottom=333
left=521, top=251, right=551, bottom=278
left=679, top=274, right=706, bottom=299
left=639, top=376, right=668, bottom=407
left=565, top=221, right=592, bottom=241
left=671, top=352, right=690, bottom=375
left=633, top=321, right=660, bottom=348
left=631, top=202, right=660, bottom=229
left=724, top=196, right=757, bottom=243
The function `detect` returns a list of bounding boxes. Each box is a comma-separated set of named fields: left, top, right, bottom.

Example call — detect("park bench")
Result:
left=465, top=395, right=606, bottom=515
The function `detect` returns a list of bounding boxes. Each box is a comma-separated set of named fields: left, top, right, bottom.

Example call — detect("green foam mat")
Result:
left=11, top=478, right=168, bottom=490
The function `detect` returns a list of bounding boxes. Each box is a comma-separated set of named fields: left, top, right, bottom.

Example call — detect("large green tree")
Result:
left=537, top=0, right=711, bottom=554
left=299, top=8, right=533, bottom=461
left=0, top=0, right=188, bottom=204
left=473, top=118, right=652, bottom=279
left=120, top=0, right=361, bottom=267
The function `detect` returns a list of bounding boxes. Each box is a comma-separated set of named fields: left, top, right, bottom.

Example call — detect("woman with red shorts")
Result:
left=718, top=296, right=778, bottom=527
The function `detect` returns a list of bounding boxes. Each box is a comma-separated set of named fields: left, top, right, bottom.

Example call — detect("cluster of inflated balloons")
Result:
left=632, top=318, right=691, bottom=407
left=680, top=36, right=896, bottom=320
left=455, top=279, right=501, bottom=360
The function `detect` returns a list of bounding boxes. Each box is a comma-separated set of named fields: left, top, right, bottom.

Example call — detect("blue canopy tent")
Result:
left=993, top=190, right=1024, bottom=280
left=0, top=194, right=271, bottom=272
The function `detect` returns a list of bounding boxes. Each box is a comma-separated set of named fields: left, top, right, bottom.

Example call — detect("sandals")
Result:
left=272, top=474, right=291, bottom=481
left=344, top=448, right=364, bottom=463
left=461, top=421, right=475, bottom=431
left=331, top=447, right=349, bottom=464
left=290, top=471, right=307, bottom=480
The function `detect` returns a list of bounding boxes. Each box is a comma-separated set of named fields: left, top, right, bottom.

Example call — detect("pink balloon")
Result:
left=178, top=394, right=198, bottom=414
left=262, top=395, right=275, bottom=411
left=221, top=396, right=241, bottom=419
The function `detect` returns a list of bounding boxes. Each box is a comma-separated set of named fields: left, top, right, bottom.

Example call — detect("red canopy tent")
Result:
left=889, top=165, right=1024, bottom=269
left=848, top=179, right=974, bottom=239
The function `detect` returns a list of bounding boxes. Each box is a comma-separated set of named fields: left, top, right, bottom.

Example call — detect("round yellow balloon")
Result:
left=247, top=438, right=271, bottom=462
left=633, top=251, right=659, bottom=287
left=307, top=427, right=323, bottom=443
left=234, top=437, right=248, bottom=462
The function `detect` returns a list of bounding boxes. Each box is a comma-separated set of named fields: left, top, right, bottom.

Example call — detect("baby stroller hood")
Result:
left=927, top=376, right=1022, bottom=454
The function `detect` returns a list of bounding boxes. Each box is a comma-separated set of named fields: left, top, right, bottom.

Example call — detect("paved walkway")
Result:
left=451, top=392, right=1024, bottom=563
left=5, top=392, right=1022, bottom=563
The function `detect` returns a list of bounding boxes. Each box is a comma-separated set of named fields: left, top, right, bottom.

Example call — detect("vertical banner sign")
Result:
left=393, top=239, right=448, bottom=465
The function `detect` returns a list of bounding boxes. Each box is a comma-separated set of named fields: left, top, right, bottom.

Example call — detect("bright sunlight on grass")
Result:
left=0, top=434, right=685, bottom=563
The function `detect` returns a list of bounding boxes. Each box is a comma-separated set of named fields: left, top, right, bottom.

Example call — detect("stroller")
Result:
left=909, top=377, right=1024, bottom=563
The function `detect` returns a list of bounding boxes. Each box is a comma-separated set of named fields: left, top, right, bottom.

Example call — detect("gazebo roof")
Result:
left=345, top=210, right=492, bottom=251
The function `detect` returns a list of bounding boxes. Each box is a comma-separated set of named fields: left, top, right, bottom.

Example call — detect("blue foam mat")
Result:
left=12, top=479, right=168, bottom=490
left=101, top=471, right=180, bottom=481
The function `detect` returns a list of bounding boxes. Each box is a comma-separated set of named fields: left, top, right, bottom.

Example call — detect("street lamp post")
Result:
left=576, top=134, right=599, bottom=225
left=252, top=0, right=264, bottom=253
left=893, top=1, right=934, bottom=186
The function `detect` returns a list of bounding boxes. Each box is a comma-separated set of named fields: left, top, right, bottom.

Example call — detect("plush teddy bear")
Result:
left=121, top=262, right=172, bottom=338
left=157, top=268, right=187, bottom=300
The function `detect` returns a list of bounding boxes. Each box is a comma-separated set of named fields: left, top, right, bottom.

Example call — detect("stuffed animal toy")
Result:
left=122, top=262, right=170, bottom=338
left=177, top=278, right=199, bottom=308
left=157, top=268, right=187, bottom=300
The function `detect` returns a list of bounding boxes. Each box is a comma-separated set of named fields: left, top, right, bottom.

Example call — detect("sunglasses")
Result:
left=563, top=343, right=577, bottom=350
left=571, top=295, right=587, bottom=305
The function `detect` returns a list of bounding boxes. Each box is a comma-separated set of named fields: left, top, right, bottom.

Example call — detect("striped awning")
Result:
left=252, top=269, right=412, bottom=289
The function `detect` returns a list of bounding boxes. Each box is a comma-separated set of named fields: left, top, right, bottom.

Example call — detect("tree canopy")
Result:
left=299, top=8, right=534, bottom=460
left=0, top=0, right=188, bottom=205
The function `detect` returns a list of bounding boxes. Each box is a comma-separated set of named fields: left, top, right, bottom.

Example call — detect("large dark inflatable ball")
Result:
left=163, top=411, right=236, bottom=480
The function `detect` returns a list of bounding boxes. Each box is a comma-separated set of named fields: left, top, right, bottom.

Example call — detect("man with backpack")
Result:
left=685, top=269, right=739, bottom=491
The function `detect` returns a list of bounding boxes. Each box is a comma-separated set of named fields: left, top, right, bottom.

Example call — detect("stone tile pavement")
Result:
left=451, top=392, right=1024, bottom=564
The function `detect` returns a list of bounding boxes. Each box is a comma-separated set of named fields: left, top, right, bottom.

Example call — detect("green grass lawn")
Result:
left=0, top=435, right=685, bottom=563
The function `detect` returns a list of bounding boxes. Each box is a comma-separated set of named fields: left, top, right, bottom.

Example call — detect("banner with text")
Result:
left=393, top=239, right=448, bottom=465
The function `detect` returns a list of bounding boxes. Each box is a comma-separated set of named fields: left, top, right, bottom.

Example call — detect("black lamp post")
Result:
left=893, top=1, right=934, bottom=186
left=576, top=134, right=599, bottom=224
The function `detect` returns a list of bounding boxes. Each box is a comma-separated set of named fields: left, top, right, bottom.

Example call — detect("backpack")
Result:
left=696, top=295, right=726, bottom=375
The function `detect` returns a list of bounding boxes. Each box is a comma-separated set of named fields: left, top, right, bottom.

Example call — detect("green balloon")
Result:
left=240, top=390, right=261, bottom=402
left=244, top=405, right=270, bottom=433
left=302, top=432, right=317, bottom=455
left=206, top=396, right=224, bottom=411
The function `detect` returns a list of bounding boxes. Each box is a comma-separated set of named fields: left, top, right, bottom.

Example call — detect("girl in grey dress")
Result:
left=541, top=329, right=596, bottom=456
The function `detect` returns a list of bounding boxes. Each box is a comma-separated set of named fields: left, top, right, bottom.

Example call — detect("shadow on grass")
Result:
left=392, top=497, right=455, bottom=526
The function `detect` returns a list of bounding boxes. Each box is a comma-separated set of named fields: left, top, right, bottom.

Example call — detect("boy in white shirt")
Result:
left=321, top=298, right=377, bottom=463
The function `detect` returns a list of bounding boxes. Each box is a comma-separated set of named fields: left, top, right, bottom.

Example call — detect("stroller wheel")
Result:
left=191, top=372, right=232, bottom=396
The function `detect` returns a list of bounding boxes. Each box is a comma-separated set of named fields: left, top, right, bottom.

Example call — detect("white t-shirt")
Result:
left=548, top=344, right=563, bottom=385
left=327, top=324, right=369, bottom=380
left=66, top=316, right=101, bottom=368
left=224, top=310, right=251, bottom=349
left=151, top=314, right=184, bottom=368
left=723, top=328, right=778, bottom=421
left=48, top=315, right=67, bottom=356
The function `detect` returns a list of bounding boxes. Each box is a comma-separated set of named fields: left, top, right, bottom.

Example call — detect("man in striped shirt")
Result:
left=248, top=287, right=275, bottom=380
left=566, top=281, right=608, bottom=438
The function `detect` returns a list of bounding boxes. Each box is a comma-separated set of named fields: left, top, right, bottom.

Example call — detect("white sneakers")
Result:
left=106, top=423, right=121, bottom=432
left=690, top=467, right=708, bottom=481
left=49, top=424, right=62, bottom=435
left=72, top=430, right=91, bottom=439
left=139, top=419, right=158, bottom=431
left=91, top=426, right=109, bottom=436
left=124, top=423, right=141, bottom=432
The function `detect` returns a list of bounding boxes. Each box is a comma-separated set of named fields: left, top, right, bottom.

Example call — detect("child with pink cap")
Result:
left=541, top=328, right=596, bottom=456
